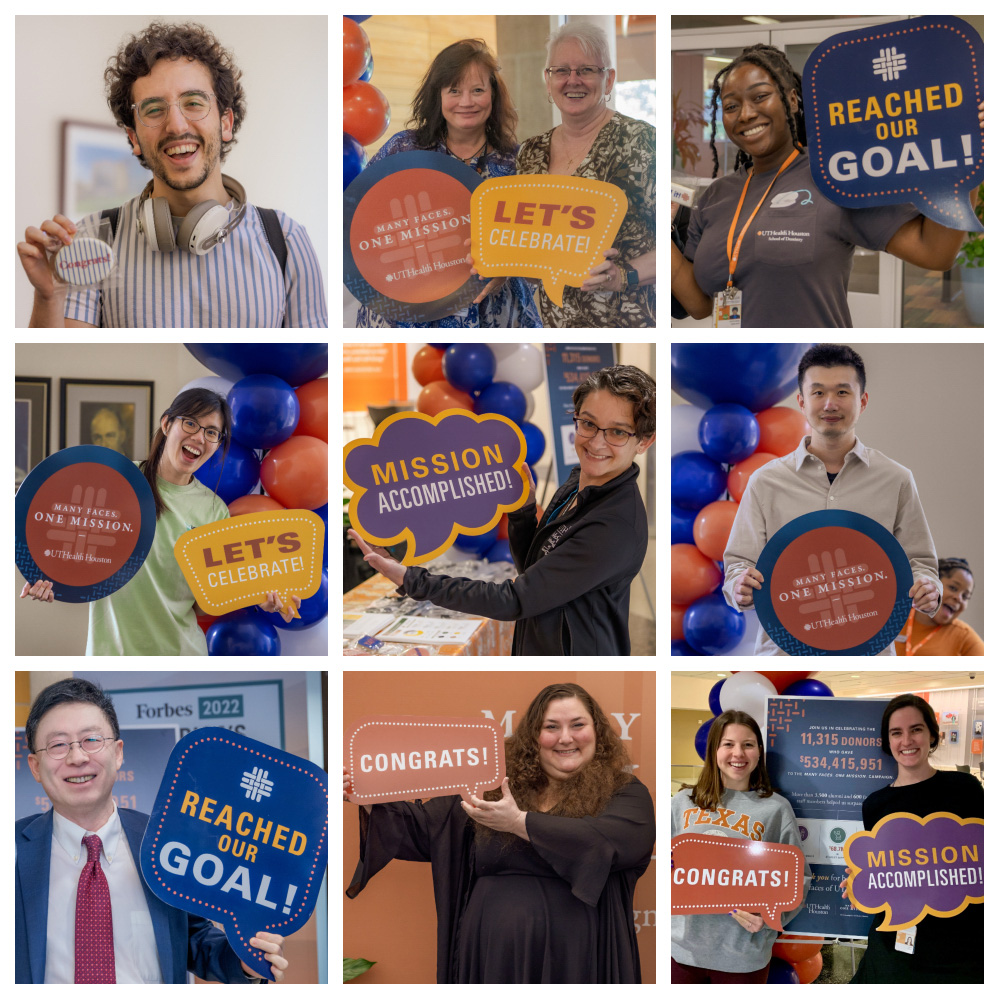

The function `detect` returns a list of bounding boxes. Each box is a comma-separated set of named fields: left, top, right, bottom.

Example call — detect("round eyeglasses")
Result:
left=573, top=416, right=637, bottom=447
left=179, top=417, right=223, bottom=443
left=34, top=736, right=115, bottom=759
left=132, top=92, right=215, bottom=128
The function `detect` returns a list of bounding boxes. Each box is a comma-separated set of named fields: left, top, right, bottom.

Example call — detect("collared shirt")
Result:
left=64, top=200, right=327, bottom=328
left=722, top=435, right=941, bottom=656
left=45, top=803, right=162, bottom=983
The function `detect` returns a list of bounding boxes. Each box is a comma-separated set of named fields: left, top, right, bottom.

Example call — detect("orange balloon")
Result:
left=228, top=494, right=286, bottom=516
left=773, top=935, right=824, bottom=964
left=693, top=500, right=739, bottom=561
left=671, top=603, right=689, bottom=641
left=344, top=81, right=390, bottom=146
left=755, top=407, right=810, bottom=458
left=412, top=345, right=445, bottom=387
left=294, top=378, right=328, bottom=442
left=343, top=17, right=370, bottom=85
left=416, top=380, right=475, bottom=416
left=672, top=543, right=722, bottom=604
left=790, top=950, right=823, bottom=984
left=260, top=435, right=327, bottom=510
left=728, top=452, right=778, bottom=503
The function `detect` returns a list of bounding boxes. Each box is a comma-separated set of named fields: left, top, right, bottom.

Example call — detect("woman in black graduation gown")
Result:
left=849, top=694, right=984, bottom=983
left=344, top=682, right=655, bottom=983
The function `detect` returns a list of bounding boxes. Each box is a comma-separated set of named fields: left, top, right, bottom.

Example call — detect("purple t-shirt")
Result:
left=683, top=149, right=921, bottom=327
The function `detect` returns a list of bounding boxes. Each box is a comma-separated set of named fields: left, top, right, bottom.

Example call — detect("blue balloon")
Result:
left=694, top=717, right=716, bottom=759
left=671, top=450, right=726, bottom=510
left=227, top=374, right=300, bottom=449
left=671, top=639, right=705, bottom=655
left=454, top=526, right=498, bottom=556
left=485, top=539, right=513, bottom=563
left=671, top=504, right=698, bottom=545
left=683, top=593, right=746, bottom=655
left=672, top=343, right=813, bottom=412
left=195, top=439, right=260, bottom=504
left=442, top=343, right=496, bottom=393
left=346, top=15, right=371, bottom=22
left=259, top=569, right=328, bottom=631
left=708, top=677, right=726, bottom=716
left=519, top=421, right=545, bottom=466
left=185, top=344, right=327, bottom=388
left=782, top=677, right=835, bottom=698
left=698, top=403, right=760, bottom=464
left=344, top=133, right=368, bottom=188
left=766, top=958, right=800, bottom=984
left=475, top=381, right=526, bottom=423
left=206, top=616, right=281, bottom=656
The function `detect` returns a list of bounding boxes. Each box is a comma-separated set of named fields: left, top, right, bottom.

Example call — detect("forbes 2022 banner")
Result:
left=804, top=16, right=983, bottom=231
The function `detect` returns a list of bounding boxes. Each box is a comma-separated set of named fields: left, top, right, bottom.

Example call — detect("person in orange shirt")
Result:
left=895, top=557, right=983, bottom=655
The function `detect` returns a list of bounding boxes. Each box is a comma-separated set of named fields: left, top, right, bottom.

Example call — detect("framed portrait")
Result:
left=60, top=379, right=155, bottom=461
left=16, top=376, right=52, bottom=491
left=60, top=121, right=151, bottom=219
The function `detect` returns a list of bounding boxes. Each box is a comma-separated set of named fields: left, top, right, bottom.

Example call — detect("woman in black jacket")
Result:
left=348, top=364, right=655, bottom=655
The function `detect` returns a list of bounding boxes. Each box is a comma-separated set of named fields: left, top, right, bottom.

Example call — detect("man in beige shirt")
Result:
left=723, top=344, right=941, bottom=656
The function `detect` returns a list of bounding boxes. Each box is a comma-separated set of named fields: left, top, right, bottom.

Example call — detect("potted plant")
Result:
left=957, top=183, right=984, bottom=326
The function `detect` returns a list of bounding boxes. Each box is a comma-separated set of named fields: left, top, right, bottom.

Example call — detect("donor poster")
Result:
left=140, top=728, right=328, bottom=981
left=344, top=151, right=482, bottom=324
left=804, top=16, right=983, bottom=231
left=344, top=409, right=529, bottom=565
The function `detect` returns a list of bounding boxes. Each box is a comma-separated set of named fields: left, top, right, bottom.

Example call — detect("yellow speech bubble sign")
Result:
left=174, top=510, right=325, bottom=616
left=471, top=176, right=627, bottom=307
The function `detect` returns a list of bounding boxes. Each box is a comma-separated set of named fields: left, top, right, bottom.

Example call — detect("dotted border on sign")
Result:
left=670, top=835, right=802, bottom=913
left=348, top=720, right=502, bottom=800
left=806, top=21, right=982, bottom=224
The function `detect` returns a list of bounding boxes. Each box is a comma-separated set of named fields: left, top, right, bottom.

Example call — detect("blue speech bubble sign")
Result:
left=804, top=16, right=983, bottom=231
left=139, top=729, right=328, bottom=981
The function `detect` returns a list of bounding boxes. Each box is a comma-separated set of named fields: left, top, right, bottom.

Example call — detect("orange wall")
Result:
left=343, top=670, right=656, bottom=984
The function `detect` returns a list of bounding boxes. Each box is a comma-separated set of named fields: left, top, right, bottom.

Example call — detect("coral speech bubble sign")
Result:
left=343, top=408, right=528, bottom=565
left=804, top=16, right=983, bottom=231
left=139, top=729, right=328, bottom=981
left=471, top=176, right=627, bottom=307
left=344, top=715, right=505, bottom=805
left=671, top=834, right=805, bottom=930
left=173, top=510, right=325, bottom=615
left=844, top=811, right=984, bottom=930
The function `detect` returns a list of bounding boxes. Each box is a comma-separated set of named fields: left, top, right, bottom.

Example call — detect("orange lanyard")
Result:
left=725, top=149, right=800, bottom=288
left=902, top=608, right=942, bottom=655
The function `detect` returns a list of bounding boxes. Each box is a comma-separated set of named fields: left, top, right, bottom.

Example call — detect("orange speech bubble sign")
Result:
left=344, top=715, right=505, bottom=805
left=671, top=834, right=805, bottom=930
left=471, top=176, right=627, bottom=307
left=174, top=509, right=325, bottom=616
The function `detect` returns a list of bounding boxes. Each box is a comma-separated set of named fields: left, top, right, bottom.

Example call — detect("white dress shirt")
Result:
left=44, top=802, right=162, bottom=983
left=722, top=435, right=942, bottom=656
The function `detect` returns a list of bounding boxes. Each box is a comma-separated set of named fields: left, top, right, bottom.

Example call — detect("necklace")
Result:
left=552, top=108, right=612, bottom=173
left=445, top=138, right=487, bottom=164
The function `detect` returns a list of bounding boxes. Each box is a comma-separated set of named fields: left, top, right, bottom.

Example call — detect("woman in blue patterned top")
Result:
left=356, top=39, right=541, bottom=329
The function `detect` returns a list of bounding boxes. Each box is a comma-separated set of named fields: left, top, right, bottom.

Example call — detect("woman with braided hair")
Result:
left=894, top=557, right=983, bottom=654
left=671, top=44, right=985, bottom=327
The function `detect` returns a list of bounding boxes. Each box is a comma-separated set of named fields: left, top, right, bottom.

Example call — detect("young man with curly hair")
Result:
left=17, top=21, right=326, bottom=328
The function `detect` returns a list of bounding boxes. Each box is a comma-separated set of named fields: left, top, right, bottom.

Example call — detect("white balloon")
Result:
left=718, top=671, right=777, bottom=737
left=672, top=403, right=706, bottom=456
left=490, top=343, right=545, bottom=394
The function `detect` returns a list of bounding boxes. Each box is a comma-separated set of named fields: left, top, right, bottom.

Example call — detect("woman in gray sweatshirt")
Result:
left=671, top=709, right=811, bottom=983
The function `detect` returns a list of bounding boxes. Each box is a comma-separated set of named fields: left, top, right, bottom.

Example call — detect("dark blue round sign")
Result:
left=754, top=509, right=913, bottom=656
left=15, top=445, right=156, bottom=602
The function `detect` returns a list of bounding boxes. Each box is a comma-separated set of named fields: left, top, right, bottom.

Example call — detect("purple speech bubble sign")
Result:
left=344, top=408, right=528, bottom=565
left=844, top=811, right=984, bottom=929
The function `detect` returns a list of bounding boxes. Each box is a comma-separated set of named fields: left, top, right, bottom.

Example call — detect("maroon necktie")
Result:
left=75, top=834, right=116, bottom=983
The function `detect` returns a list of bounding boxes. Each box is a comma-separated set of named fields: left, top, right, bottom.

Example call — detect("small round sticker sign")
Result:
left=754, top=510, right=913, bottom=655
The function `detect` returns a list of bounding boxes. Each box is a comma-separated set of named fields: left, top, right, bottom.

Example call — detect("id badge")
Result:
left=713, top=287, right=743, bottom=327
left=894, top=925, right=916, bottom=954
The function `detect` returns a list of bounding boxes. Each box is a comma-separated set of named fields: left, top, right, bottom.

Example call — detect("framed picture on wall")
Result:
left=60, top=378, right=155, bottom=461
left=60, top=121, right=150, bottom=219
left=15, top=376, right=52, bottom=491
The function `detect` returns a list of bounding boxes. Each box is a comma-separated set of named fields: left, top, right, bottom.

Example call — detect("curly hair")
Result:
left=105, top=21, right=246, bottom=167
left=408, top=39, right=518, bottom=155
left=476, top=683, right=634, bottom=845
left=572, top=364, right=656, bottom=440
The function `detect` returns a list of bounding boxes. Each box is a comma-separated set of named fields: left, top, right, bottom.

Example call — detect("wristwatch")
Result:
left=622, top=261, right=639, bottom=287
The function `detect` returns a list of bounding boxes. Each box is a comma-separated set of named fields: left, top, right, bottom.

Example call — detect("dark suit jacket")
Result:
left=15, top=807, right=247, bottom=984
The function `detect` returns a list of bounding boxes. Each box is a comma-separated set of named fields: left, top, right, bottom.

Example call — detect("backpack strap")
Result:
left=257, top=207, right=287, bottom=278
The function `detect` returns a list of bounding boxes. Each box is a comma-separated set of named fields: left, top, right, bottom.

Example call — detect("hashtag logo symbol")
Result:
left=872, top=47, right=906, bottom=81
left=240, top=766, right=274, bottom=802
left=795, top=548, right=878, bottom=623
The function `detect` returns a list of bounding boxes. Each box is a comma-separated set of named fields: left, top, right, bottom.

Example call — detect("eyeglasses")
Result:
left=545, top=66, right=606, bottom=80
left=33, top=736, right=115, bottom=759
left=573, top=416, right=637, bottom=447
left=132, top=91, right=215, bottom=128
left=179, top=417, right=223, bottom=443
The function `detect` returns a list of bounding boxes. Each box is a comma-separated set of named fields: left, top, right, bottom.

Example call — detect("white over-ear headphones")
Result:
left=136, top=174, right=247, bottom=255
